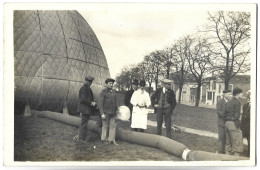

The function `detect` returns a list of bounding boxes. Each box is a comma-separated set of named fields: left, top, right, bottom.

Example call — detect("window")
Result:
left=213, top=81, right=216, bottom=90
left=207, top=92, right=212, bottom=100
left=219, top=84, right=221, bottom=93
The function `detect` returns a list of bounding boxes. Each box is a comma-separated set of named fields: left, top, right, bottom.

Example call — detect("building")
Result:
left=174, top=74, right=250, bottom=108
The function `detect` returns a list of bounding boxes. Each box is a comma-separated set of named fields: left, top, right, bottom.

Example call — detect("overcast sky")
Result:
left=71, top=3, right=255, bottom=79
left=79, top=4, right=211, bottom=78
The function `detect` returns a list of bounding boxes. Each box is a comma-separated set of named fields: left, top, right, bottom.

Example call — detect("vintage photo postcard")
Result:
left=3, top=2, right=257, bottom=167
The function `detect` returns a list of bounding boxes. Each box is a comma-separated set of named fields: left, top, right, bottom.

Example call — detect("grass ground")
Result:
left=14, top=104, right=249, bottom=161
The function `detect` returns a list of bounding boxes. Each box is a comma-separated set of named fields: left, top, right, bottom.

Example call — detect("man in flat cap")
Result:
left=74, top=76, right=97, bottom=142
left=99, top=78, right=119, bottom=145
left=224, top=87, right=244, bottom=156
left=124, top=79, right=139, bottom=128
left=151, top=79, right=176, bottom=138
left=216, top=89, right=232, bottom=153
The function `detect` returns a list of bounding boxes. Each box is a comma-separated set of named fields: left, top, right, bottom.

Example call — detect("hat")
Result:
left=132, top=79, right=139, bottom=86
left=162, top=79, right=173, bottom=84
left=139, top=80, right=146, bottom=87
left=233, top=87, right=243, bottom=96
left=222, top=89, right=231, bottom=93
left=105, top=78, right=115, bottom=84
left=85, top=76, right=94, bottom=81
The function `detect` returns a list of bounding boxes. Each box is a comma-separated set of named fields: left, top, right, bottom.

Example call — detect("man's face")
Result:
left=223, top=92, right=232, bottom=100
left=107, top=82, right=113, bottom=89
left=237, top=93, right=243, bottom=99
left=163, top=83, right=171, bottom=90
left=86, top=80, right=92, bottom=86
left=132, top=84, right=138, bottom=90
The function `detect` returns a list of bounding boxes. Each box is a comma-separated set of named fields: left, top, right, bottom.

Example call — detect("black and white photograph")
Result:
left=2, top=2, right=257, bottom=167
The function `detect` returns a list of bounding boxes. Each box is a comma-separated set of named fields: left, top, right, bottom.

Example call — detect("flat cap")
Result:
left=85, top=76, right=94, bottom=81
left=222, top=89, right=231, bottom=93
left=162, top=79, right=173, bottom=84
left=105, top=78, right=115, bottom=84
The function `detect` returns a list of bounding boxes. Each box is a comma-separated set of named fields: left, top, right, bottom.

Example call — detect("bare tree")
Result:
left=171, top=35, right=194, bottom=103
left=150, top=50, right=164, bottom=90
left=204, top=11, right=251, bottom=89
left=139, top=56, right=155, bottom=94
left=186, top=36, right=212, bottom=107
left=160, top=48, right=175, bottom=79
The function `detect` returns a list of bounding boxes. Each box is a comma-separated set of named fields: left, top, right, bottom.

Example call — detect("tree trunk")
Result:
left=178, top=85, right=183, bottom=104
left=224, top=79, right=229, bottom=90
left=195, top=82, right=201, bottom=107
left=148, top=82, right=152, bottom=94
left=166, top=68, right=170, bottom=79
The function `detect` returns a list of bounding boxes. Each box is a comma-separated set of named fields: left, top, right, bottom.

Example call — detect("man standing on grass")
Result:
left=216, top=89, right=232, bottom=154
left=74, top=76, right=97, bottom=142
left=99, top=78, right=119, bottom=146
left=124, top=79, right=139, bottom=129
left=224, top=87, right=244, bottom=156
left=151, top=79, right=176, bottom=139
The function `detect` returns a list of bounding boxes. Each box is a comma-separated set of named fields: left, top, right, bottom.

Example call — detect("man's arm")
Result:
left=151, top=90, right=158, bottom=107
left=171, top=91, right=176, bottom=110
left=216, top=100, right=224, bottom=118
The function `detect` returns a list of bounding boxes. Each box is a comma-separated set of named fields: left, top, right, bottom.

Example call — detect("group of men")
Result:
left=75, top=74, right=251, bottom=156
left=74, top=75, right=177, bottom=146
left=216, top=88, right=251, bottom=156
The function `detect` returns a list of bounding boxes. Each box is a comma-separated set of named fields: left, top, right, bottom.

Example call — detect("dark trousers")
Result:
left=217, top=125, right=226, bottom=153
left=156, top=107, right=172, bottom=138
left=79, top=114, right=91, bottom=140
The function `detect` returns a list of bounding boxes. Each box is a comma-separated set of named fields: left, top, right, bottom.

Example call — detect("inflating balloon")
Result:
left=116, top=106, right=130, bottom=121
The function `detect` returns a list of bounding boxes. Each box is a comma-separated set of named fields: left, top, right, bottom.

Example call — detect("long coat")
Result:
left=124, top=88, right=135, bottom=112
left=216, top=98, right=227, bottom=127
left=241, top=102, right=250, bottom=138
left=77, top=84, right=95, bottom=115
left=151, top=88, right=176, bottom=111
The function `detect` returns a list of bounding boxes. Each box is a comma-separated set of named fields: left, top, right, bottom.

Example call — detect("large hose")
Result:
left=31, top=110, right=248, bottom=161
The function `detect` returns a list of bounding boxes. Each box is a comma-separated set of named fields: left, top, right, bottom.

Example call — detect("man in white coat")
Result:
left=130, top=80, right=151, bottom=132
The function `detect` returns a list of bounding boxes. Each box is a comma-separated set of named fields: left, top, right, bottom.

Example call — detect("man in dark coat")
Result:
left=151, top=79, right=176, bottom=138
left=74, top=76, right=97, bottom=142
left=224, top=87, right=244, bottom=156
left=241, top=90, right=251, bottom=157
left=216, top=89, right=232, bottom=153
left=124, top=79, right=139, bottom=127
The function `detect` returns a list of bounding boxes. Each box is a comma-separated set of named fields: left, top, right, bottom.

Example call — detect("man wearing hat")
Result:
left=74, top=76, right=97, bottom=142
left=216, top=89, right=232, bottom=153
left=151, top=79, right=176, bottom=138
left=99, top=78, right=119, bottom=145
left=224, top=87, right=244, bottom=156
left=124, top=79, right=139, bottom=128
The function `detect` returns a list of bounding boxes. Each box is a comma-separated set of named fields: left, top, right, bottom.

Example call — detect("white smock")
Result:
left=130, top=89, right=151, bottom=129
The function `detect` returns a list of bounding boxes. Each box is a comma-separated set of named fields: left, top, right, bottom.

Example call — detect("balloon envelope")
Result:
left=117, top=106, right=131, bottom=121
